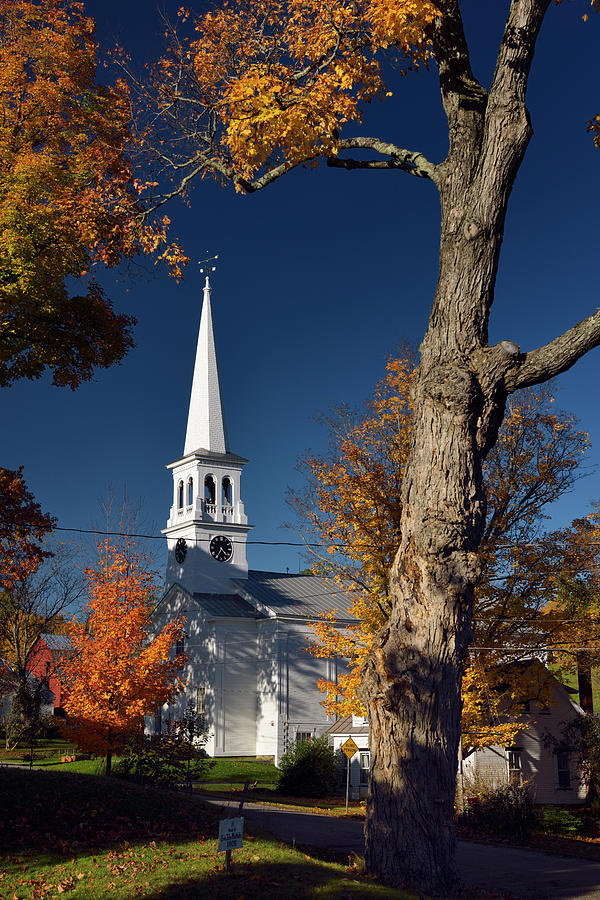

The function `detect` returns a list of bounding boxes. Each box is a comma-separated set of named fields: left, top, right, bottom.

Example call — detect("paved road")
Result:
left=203, top=797, right=600, bottom=899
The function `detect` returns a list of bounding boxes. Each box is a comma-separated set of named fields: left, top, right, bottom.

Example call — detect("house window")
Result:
left=176, top=637, right=185, bottom=660
left=359, top=751, right=371, bottom=786
left=557, top=751, right=571, bottom=790
left=187, top=477, right=193, bottom=507
left=506, top=748, right=522, bottom=784
left=177, top=480, right=184, bottom=510
left=296, top=731, right=312, bottom=744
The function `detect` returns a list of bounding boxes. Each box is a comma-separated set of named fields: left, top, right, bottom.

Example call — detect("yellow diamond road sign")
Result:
left=341, top=737, right=359, bottom=759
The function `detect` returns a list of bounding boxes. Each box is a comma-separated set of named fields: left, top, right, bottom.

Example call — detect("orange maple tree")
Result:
left=0, top=0, right=186, bottom=389
left=60, top=540, right=185, bottom=774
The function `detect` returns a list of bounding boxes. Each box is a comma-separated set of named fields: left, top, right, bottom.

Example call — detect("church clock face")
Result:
left=174, top=538, right=187, bottom=564
left=210, top=535, right=233, bottom=562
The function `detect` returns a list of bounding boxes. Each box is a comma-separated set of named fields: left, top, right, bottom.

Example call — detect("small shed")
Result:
left=26, top=634, right=73, bottom=715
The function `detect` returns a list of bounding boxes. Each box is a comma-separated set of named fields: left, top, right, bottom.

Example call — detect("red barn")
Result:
left=26, top=633, right=73, bottom=714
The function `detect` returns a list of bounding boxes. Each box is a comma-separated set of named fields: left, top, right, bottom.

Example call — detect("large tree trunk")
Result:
left=358, top=3, right=551, bottom=894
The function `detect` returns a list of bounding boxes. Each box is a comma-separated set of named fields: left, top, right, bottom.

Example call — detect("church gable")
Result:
left=153, top=583, right=198, bottom=627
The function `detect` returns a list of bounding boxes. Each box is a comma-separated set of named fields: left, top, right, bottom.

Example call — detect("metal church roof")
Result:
left=236, top=570, right=356, bottom=620
left=193, top=593, right=265, bottom=619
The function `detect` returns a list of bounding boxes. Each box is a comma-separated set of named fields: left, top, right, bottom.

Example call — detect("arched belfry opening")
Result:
left=177, top=480, right=184, bottom=510
left=222, top=476, right=233, bottom=512
left=204, top=475, right=216, bottom=512
left=187, top=477, right=193, bottom=507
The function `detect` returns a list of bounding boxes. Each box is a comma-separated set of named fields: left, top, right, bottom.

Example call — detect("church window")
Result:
left=222, top=476, right=232, bottom=508
left=204, top=475, right=216, bottom=508
left=177, top=480, right=184, bottom=510
left=176, top=637, right=185, bottom=666
left=187, top=477, right=193, bottom=507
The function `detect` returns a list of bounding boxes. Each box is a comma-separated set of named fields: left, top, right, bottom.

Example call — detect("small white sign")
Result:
left=218, top=816, right=244, bottom=852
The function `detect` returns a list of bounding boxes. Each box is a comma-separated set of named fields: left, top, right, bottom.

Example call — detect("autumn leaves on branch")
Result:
left=0, top=0, right=185, bottom=389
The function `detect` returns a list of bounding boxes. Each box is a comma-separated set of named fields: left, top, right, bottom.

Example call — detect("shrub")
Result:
left=114, top=733, right=214, bottom=785
left=465, top=782, right=537, bottom=839
left=114, top=704, right=214, bottom=787
left=538, top=806, right=584, bottom=837
left=277, top=735, right=339, bottom=797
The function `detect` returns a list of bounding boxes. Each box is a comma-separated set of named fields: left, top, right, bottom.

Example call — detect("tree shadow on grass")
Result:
left=0, top=767, right=219, bottom=854
left=140, top=858, right=414, bottom=899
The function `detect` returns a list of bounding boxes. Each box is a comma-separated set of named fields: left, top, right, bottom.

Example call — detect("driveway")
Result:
left=202, top=797, right=600, bottom=899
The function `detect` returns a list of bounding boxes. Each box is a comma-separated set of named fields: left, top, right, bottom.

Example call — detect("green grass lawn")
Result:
left=1, top=740, right=280, bottom=782
left=0, top=768, right=418, bottom=899
left=202, top=755, right=279, bottom=786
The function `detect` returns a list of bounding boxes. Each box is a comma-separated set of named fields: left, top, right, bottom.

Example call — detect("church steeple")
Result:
left=184, top=276, right=228, bottom=455
left=163, top=274, right=251, bottom=594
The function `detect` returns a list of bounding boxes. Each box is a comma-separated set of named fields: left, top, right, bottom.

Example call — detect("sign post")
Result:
left=218, top=817, right=244, bottom=872
left=340, top=737, right=359, bottom=813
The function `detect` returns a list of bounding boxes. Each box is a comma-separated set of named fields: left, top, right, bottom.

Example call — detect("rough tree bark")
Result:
left=357, top=1, right=600, bottom=894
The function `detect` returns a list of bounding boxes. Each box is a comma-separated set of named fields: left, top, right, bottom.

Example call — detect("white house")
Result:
left=152, top=276, right=353, bottom=763
left=328, top=667, right=588, bottom=804
left=460, top=667, right=587, bottom=805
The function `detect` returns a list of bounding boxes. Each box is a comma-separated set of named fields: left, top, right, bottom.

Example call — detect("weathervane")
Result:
left=199, top=253, right=219, bottom=278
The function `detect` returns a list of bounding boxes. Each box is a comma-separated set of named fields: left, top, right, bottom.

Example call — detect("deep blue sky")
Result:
left=1, top=1, right=599, bottom=581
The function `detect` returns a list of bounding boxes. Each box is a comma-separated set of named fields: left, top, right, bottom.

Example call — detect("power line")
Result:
left=4, top=522, right=326, bottom=547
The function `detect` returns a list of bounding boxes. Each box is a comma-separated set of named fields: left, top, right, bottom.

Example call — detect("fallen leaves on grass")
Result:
left=0, top=770, right=216, bottom=854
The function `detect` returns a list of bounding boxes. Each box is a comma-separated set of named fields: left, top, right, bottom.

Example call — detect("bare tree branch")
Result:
left=506, top=309, right=600, bottom=392
left=326, top=137, right=436, bottom=179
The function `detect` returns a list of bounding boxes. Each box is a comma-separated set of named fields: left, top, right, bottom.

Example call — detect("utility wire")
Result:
left=3, top=521, right=326, bottom=546
left=12, top=521, right=600, bottom=563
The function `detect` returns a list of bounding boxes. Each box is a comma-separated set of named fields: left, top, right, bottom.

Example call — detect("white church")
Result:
left=152, top=276, right=353, bottom=763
